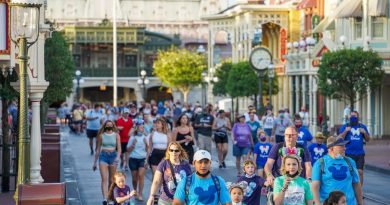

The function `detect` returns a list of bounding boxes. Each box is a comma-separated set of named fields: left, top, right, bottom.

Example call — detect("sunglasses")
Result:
left=169, top=149, right=180, bottom=153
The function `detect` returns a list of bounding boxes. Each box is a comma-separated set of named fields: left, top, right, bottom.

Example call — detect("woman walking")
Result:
left=149, top=118, right=171, bottom=176
left=147, top=142, right=192, bottom=205
left=92, top=120, right=121, bottom=205
left=127, top=122, right=149, bottom=201
left=232, top=114, right=253, bottom=175
left=212, top=110, right=231, bottom=168
left=172, top=114, right=196, bottom=163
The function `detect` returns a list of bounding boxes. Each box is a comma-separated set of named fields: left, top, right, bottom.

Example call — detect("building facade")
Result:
left=285, top=0, right=390, bottom=138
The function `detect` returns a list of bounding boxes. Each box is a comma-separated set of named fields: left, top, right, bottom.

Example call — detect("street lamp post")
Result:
left=74, top=70, right=83, bottom=103
left=201, top=70, right=207, bottom=106
left=268, top=63, right=275, bottom=108
left=137, top=69, right=149, bottom=100
left=9, top=1, right=41, bottom=197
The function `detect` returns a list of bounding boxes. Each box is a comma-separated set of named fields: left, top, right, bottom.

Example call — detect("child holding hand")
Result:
left=108, top=171, right=137, bottom=205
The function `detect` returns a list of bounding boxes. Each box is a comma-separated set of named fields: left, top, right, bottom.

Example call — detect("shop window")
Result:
left=354, top=18, right=362, bottom=40
left=372, top=17, right=384, bottom=38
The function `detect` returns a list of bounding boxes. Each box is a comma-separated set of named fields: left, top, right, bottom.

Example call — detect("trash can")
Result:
left=18, top=183, right=66, bottom=204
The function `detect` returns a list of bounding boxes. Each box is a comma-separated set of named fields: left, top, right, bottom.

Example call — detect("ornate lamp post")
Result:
left=137, top=69, right=149, bottom=100
left=73, top=70, right=84, bottom=103
left=268, top=63, right=275, bottom=108
left=201, top=70, right=207, bottom=106
left=9, top=0, right=41, bottom=197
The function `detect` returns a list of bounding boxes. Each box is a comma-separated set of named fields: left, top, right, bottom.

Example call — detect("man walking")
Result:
left=338, top=110, right=370, bottom=186
left=116, top=108, right=133, bottom=170
left=311, top=136, right=363, bottom=205
left=173, top=150, right=231, bottom=205
left=194, top=105, right=214, bottom=153
left=85, top=104, right=103, bottom=155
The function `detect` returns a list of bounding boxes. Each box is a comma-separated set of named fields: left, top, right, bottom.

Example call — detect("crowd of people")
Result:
left=58, top=99, right=369, bottom=205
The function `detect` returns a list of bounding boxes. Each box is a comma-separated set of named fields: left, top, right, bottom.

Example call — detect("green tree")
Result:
left=212, top=61, right=232, bottom=96
left=153, top=47, right=206, bottom=102
left=41, top=31, right=74, bottom=124
left=318, top=48, right=384, bottom=111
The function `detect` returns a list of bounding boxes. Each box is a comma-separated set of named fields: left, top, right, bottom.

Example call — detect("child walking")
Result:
left=308, top=132, right=328, bottom=165
left=237, top=160, right=269, bottom=205
left=273, top=154, right=313, bottom=205
left=253, top=130, right=272, bottom=177
left=229, top=183, right=246, bottom=205
left=108, top=171, right=137, bottom=205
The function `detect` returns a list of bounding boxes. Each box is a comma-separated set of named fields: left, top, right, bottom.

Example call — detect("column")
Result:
left=356, top=93, right=361, bottom=113
left=283, top=75, right=288, bottom=109
left=366, top=88, right=372, bottom=133
left=278, top=77, right=283, bottom=110
left=309, top=75, right=313, bottom=132
left=295, top=75, right=300, bottom=113
left=302, top=75, right=306, bottom=108
left=313, top=78, right=318, bottom=134
left=30, top=92, right=44, bottom=184
left=289, top=76, right=294, bottom=113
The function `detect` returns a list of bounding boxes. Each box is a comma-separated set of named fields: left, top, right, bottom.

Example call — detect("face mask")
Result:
left=279, top=114, right=284, bottom=119
left=105, top=127, right=113, bottom=131
left=295, top=124, right=302, bottom=129
left=350, top=116, right=358, bottom=125
left=286, top=171, right=300, bottom=178
left=260, top=136, right=266, bottom=142
left=196, top=171, right=210, bottom=178
left=335, top=154, right=343, bottom=160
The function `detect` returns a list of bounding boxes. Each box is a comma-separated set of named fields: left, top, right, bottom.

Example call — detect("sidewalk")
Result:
left=364, top=139, right=390, bottom=175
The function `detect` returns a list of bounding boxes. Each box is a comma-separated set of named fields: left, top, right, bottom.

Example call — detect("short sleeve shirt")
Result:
left=308, top=143, right=328, bottom=164
left=253, top=142, right=272, bottom=167
left=116, top=117, right=133, bottom=143
left=296, top=127, right=313, bottom=148
left=268, top=143, right=311, bottom=177
left=338, top=124, right=369, bottom=155
left=113, top=185, right=131, bottom=205
left=156, top=160, right=192, bottom=202
left=85, top=110, right=103, bottom=130
left=237, top=176, right=265, bottom=205
left=195, top=113, right=214, bottom=136
left=273, top=118, right=292, bottom=136
left=312, top=154, right=360, bottom=205
left=273, top=176, right=313, bottom=205
left=174, top=174, right=231, bottom=205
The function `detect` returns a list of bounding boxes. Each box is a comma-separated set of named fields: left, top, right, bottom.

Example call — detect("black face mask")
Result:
left=286, top=171, right=300, bottom=178
left=196, top=171, right=210, bottom=178
left=105, top=127, right=113, bottom=131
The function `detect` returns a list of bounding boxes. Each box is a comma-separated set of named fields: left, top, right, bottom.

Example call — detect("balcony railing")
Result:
left=78, top=67, right=154, bottom=77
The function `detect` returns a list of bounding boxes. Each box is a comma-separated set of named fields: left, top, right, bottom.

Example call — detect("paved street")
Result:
left=61, top=126, right=390, bottom=205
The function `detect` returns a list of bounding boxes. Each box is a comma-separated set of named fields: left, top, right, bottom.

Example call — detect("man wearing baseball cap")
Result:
left=311, top=136, right=363, bottom=205
left=173, top=150, right=231, bottom=205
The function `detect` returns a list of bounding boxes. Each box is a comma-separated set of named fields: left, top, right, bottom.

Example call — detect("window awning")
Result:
left=333, top=0, right=362, bottom=18
left=313, top=16, right=335, bottom=33
left=296, top=0, right=316, bottom=9
left=369, top=0, right=389, bottom=17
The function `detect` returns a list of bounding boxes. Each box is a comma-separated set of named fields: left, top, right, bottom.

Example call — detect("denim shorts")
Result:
left=233, top=145, right=249, bottom=157
left=99, top=150, right=118, bottom=165
left=129, top=158, right=146, bottom=171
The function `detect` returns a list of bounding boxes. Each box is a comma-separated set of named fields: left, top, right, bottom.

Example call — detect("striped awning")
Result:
left=296, top=0, right=316, bottom=9
left=369, top=0, right=389, bottom=17
left=333, top=0, right=362, bottom=18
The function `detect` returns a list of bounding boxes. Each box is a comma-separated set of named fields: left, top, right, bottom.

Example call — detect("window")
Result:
left=354, top=18, right=362, bottom=39
left=372, top=17, right=384, bottom=38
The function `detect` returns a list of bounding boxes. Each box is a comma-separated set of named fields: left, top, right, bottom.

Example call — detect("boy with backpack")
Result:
left=173, top=150, right=231, bottom=205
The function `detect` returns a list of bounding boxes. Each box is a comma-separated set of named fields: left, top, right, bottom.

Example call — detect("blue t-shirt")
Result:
left=338, top=124, right=369, bottom=155
left=253, top=142, right=272, bottom=168
left=85, top=110, right=103, bottom=130
left=297, top=127, right=313, bottom=148
left=246, top=121, right=261, bottom=144
left=308, top=143, right=328, bottom=164
left=312, top=155, right=360, bottom=205
left=174, top=174, right=231, bottom=205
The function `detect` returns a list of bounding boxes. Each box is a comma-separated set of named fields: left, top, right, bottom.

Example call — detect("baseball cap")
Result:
left=315, top=132, right=325, bottom=139
left=123, top=108, right=130, bottom=113
left=238, top=114, right=245, bottom=119
left=327, top=136, right=349, bottom=148
left=193, top=150, right=211, bottom=161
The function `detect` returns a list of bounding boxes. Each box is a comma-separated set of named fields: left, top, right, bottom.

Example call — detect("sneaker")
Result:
left=90, top=150, right=94, bottom=155
left=219, top=164, right=223, bottom=169
left=102, top=200, right=108, bottom=205
left=222, top=161, right=226, bottom=168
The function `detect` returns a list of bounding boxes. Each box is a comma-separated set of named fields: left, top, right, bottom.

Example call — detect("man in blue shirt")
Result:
left=338, top=111, right=370, bottom=186
left=85, top=104, right=103, bottom=155
left=295, top=118, right=313, bottom=148
left=173, top=150, right=231, bottom=205
left=311, top=136, right=363, bottom=205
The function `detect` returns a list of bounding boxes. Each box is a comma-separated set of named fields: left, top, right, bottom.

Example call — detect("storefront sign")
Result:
left=280, top=28, right=287, bottom=63
left=312, top=59, right=320, bottom=67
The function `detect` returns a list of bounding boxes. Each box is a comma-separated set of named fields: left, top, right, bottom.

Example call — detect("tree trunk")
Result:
left=1, top=98, right=10, bottom=191
left=235, top=97, right=239, bottom=116
left=350, top=95, right=355, bottom=113
left=182, top=90, right=189, bottom=103
left=254, top=94, right=258, bottom=113
left=231, top=97, right=234, bottom=122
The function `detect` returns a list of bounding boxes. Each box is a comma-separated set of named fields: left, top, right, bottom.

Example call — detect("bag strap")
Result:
left=343, top=156, right=354, bottom=177
left=167, top=160, right=178, bottom=186
left=185, top=173, right=193, bottom=203
left=185, top=174, right=221, bottom=203
left=211, top=175, right=221, bottom=203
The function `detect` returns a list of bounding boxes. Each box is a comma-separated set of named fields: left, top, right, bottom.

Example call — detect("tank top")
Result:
left=215, top=117, right=228, bottom=133
left=152, top=131, right=168, bottom=150
left=101, top=132, right=117, bottom=150
left=176, top=129, right=193, bottom=148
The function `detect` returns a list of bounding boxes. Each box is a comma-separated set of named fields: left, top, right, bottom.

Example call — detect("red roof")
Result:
left=296, top=0, right=317, bottom=9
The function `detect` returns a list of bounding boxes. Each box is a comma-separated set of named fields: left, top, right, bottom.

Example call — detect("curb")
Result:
left=365, top=164, right=390, bottom=176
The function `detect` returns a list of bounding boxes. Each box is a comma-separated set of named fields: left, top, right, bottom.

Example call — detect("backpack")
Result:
left=319, top=156, right=353, bottom=178
left=185, top=173, right=221, bottom=204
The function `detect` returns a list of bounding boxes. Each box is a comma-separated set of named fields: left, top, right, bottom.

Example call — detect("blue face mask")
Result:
left=350, top=116, right=358, bottom=125
left=335, top=154, right=343, bottom=160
